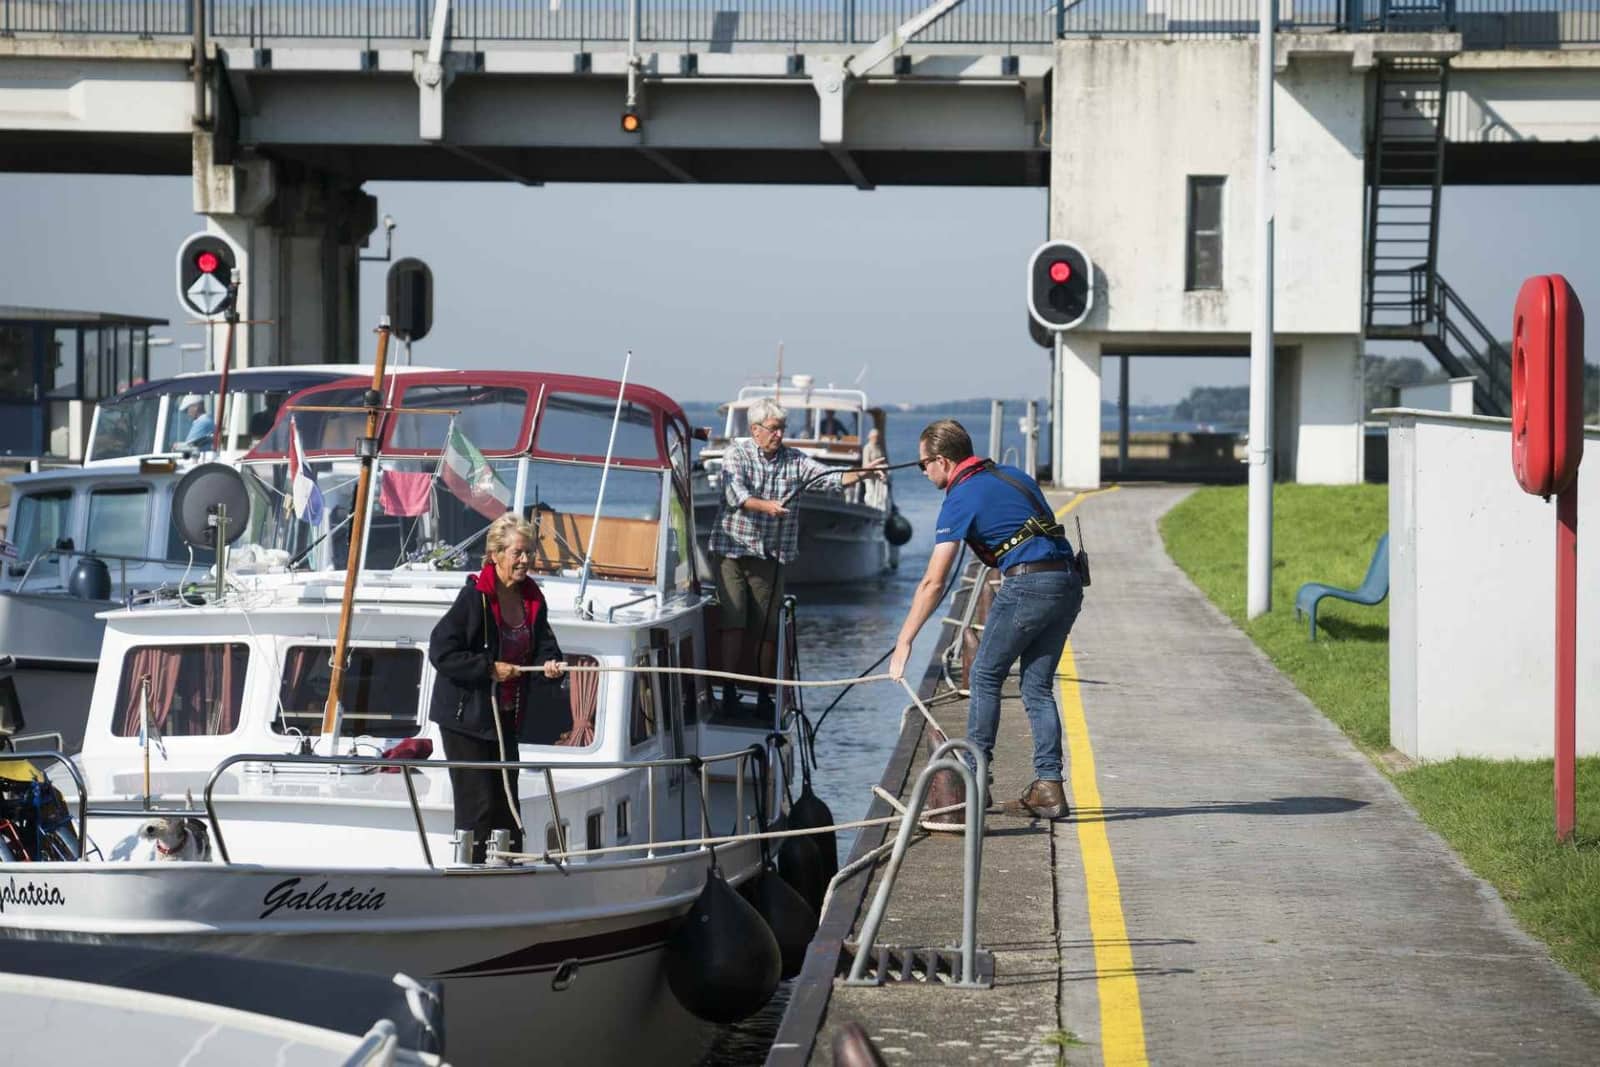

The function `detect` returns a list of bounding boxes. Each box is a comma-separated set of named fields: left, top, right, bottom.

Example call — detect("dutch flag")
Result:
left=288, top=416, right=326, bottom=526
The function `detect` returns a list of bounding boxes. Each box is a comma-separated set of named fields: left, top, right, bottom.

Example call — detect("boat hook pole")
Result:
left=320, top=317, right=393, bottom=744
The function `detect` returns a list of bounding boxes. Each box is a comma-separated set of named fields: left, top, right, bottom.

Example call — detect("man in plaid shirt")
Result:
left=711, top=396, right=882, bottom=716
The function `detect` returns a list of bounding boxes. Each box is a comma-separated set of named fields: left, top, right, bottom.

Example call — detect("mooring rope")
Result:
left=497, top=798, right=968, bottom=864
left=518, top=661, right=947, bottom=738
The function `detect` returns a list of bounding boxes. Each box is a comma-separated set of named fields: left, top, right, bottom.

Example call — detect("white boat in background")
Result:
left=0, top=368, right=802, bottom=1066
left=0, top=367, right=367, bottom=752
left=693, top=376, right=906, bottom=585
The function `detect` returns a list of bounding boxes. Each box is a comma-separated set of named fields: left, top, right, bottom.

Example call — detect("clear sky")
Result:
left=2, top=174, right=1596, bottom=406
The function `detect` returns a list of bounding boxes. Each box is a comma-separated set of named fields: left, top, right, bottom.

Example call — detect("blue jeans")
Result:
left=967, top=568, right=1084, bottom=782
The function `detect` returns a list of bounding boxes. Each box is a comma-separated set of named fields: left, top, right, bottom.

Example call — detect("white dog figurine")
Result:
left=133, top=817, right=211, bottom=862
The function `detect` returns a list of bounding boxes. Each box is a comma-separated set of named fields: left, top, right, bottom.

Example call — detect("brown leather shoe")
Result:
left=1001, top=779, right=1070, bottom=820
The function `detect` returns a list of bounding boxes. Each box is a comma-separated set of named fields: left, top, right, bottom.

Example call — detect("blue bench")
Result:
left=1294, top=533, right=1389, bottom=641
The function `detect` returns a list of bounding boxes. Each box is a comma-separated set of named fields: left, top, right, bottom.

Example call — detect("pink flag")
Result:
left=378, top=470, right=434, bottom=517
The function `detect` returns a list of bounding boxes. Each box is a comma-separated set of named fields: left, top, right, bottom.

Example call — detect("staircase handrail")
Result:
left=1432, top=274, right=1512, bottom=395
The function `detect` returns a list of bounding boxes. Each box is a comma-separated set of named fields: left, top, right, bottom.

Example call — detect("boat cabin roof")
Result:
left=99, top=367, right=358, bottom=406
left=246, top=370, right=691, bottom=470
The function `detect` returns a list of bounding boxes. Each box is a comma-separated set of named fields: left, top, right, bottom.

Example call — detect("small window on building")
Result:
left=274, top=645, right=424, bottom=738
left=113, top=643, right=249, bottom=737
left=86, top=488, right=150, bottom=559
left=1186, top=176, right=1225, bottom=291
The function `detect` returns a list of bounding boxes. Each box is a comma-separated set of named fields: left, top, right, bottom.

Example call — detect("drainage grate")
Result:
left=837, top=942, right=995, bottom=989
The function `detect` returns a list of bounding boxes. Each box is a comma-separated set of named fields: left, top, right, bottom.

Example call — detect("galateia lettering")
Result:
left=259, top=877, right=387, bottom=920
left=0, top=877, right=66, bottom=913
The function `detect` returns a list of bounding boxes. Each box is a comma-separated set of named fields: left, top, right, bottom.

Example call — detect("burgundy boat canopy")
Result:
left=245, top=370, right=691, bottom=470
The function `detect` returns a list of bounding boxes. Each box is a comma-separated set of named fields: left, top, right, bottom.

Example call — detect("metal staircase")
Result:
left=1364, top=55, right=1511, bottom=416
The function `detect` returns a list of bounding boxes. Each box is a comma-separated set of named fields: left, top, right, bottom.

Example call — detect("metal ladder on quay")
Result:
left=1363, top=53, right=1513, bottom=416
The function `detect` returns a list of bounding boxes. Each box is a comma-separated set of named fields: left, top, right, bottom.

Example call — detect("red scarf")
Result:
left=473, top=562, right=546, bottom=631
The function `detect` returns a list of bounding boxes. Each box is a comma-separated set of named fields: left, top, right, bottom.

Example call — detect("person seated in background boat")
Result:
left=428, top=513, right=565, bottom=863
left=817, top=410, right=850, bottom=439
left=710, top=397, right=885, bottom=718
left=173, top=394, right=215, bottom=450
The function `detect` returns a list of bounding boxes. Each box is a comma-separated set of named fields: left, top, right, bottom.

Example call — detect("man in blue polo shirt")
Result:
left=889, top=418, right=1083, bottom=819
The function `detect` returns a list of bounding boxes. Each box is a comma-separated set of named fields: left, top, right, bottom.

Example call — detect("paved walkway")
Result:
left=814, top=484, right=1600, bottom=1064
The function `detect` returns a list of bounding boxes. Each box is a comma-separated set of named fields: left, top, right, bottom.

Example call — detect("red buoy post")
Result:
left=1510, top=274, right=1585, bottom=842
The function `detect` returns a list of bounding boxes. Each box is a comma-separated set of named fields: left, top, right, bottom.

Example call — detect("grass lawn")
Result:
left=1161, top=484, right=1600, bottom=993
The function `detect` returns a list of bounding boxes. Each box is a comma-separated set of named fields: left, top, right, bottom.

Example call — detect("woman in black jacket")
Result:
left=428, top=513, right=563, bottom=862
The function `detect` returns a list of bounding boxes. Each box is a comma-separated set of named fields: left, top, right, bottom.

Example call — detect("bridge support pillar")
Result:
left=1285, top=335, right=1364, bottom=485
left=1055, top=333, right=1103, bottom=489
left=193, top=138, right=376, bottom=367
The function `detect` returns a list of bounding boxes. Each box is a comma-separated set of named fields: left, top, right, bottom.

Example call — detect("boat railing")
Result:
left=4, top=750, right=90, bottom=860
left=21, top=743, right=770, bottom=869
left=194, top=745, right=771, bottom=867
left=9, top=545, right=183, bottom=597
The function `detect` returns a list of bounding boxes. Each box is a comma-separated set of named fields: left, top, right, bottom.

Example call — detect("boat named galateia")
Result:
left=692, top=376, right=909, bottom=584
left=0, top=368, right=808, bottom=1065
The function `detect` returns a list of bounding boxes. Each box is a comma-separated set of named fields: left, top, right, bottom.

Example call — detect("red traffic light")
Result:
left=196, top=251, right=220, bottom=274
left=1049, top=260, right=1072, bottom=284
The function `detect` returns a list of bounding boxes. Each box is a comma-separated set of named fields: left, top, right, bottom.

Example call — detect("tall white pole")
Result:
left=1247, top=0, right=1276, bottom=619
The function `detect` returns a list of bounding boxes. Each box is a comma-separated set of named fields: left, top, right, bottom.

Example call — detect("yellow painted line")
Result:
left=1055, top=483, right=1121, bottom=520
left=1060, top=639, right=1149, bottom=1066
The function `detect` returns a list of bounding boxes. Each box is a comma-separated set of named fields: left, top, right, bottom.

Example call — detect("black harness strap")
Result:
left=951, top=460, right=1068, bottom=568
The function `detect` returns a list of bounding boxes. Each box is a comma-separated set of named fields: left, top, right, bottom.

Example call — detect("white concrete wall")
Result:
left=1051, top=40, right=1365, bottom=336
left=1388, top=410, right=1600, bottom=760
left=1450, top=53, right=1600, bottom=145
left=1399, top=377, right=1475, bottom=415
left=1048, top=40, right=1366, bottom=486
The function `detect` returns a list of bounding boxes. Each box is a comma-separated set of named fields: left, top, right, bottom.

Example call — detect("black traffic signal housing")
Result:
left=175, top=232, right=240, bottom=318
left=1027, top=240, right=1093, bottom=332
left=386, top=257, right=433, bottom=343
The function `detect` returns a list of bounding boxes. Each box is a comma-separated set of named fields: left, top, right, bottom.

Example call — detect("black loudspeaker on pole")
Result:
left=386, top=258, right=433, bottom=343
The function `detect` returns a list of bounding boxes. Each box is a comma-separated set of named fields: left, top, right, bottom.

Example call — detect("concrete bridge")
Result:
left=2, top=0, right=1598, bottom=482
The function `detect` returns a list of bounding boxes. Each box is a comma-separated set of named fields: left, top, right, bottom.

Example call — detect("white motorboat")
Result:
left=693, top=376, right=907, bottom=585
left=0, top=366, right=803, bottom=1066
left=0, top=367, right=365, bottom=752
left=0, top=939, right=448, bottom=1065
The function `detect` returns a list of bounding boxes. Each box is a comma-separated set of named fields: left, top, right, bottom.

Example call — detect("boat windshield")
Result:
left=234, top=456, right=665, bottom=581
left=90, top=395, right=161, bottom=460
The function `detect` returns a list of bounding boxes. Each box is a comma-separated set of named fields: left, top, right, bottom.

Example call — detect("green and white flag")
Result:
left=440, top=421, right=511, bottom=519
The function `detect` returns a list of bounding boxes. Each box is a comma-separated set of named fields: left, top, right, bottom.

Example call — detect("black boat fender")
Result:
left=665, top=867, right=781, bottom=1024
left=883, top=506, right=913, bottom=547
left=787, top=780, right=839, bottom=884
left=739, top=746, right=819, bottom=978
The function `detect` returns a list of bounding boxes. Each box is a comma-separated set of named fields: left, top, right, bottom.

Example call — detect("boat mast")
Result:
left=320, top=317, right=393, bottom=743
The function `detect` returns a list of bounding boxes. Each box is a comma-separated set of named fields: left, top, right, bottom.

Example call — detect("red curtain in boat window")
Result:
left=559, top=655, right=599, bottom=747
left=119, top=648, right=181, bottom=737
left=116, top=645, right=247, bottom=737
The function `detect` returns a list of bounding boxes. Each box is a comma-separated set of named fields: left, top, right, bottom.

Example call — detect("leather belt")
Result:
left=1002, top=559, right=1072, bottom=579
